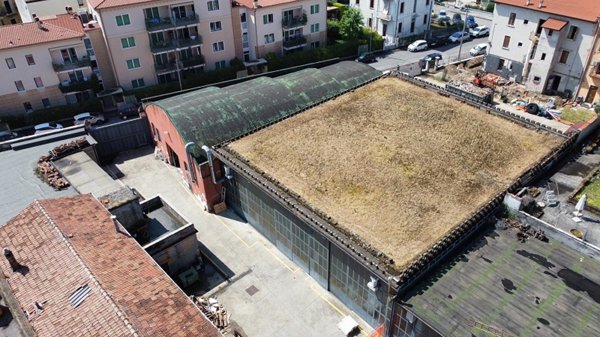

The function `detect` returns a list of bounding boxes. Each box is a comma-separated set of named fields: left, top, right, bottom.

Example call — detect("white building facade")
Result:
left=350, top=0, right=433, bottom=49
left=485, top=0, right=600, bottom=95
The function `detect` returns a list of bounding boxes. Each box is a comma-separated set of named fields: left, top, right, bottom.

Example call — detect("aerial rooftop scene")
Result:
left=1, top=0, right=600, bottom=336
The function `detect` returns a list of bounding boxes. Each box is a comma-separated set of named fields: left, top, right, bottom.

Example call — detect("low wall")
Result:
left=516, top=211, right=600, bottom=261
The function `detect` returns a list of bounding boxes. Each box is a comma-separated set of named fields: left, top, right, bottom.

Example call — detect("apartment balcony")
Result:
left=378, top=11, right=392, bottom=21
left=150, top=40, right=176, bottom=53
left=151, top=36, right=202, bottom=54
left=176, top=35, right=202, bottom=49
left=283, top=36, right=307, bottom=50
left=52, top=58, right=91, bottom=72
left=181, top=55, right=205, bottom=68
left=145, top=14, right=199, bottom=32
left=282, top=14, right=307, bottom=30
left=154, top=62, right=179, bottom=74
left=59, top=79, right=97, bottom=93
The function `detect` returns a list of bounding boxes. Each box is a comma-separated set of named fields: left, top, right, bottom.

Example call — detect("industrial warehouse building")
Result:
left=144, top=62, right=578, bottom=336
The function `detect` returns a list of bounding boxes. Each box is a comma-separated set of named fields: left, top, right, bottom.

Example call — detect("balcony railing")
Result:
left=181, top=55, right=205, bottom=68
left=154, top=62, right=179, bottom=73
left=52, top=58, right=91, bottom=72
left=282, top=13, right=307, bottom=29
left=59, top=79, right=97, bottom=93
left=176, top=35, right=203, bottom=48
left=283, top=36, right=307, bottom=49
left=150, top=36, right=203, bottom=53
left=378, top=11, right=392, bottom=21
left=145, top=14, right=199, bottom=32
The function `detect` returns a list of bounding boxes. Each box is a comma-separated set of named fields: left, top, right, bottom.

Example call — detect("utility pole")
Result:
left=457, top=8, right=468, bottom=62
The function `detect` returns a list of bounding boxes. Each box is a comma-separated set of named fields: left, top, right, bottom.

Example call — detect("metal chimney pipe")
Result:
left=3, top=248, right=20, bottom=271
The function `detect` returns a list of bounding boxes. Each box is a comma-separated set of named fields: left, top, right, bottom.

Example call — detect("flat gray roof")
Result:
left=54, top=151, right=122, bottom=198
left=404, top=223, right=600, bottom=337
left=0, top=129, right=94, bottom=224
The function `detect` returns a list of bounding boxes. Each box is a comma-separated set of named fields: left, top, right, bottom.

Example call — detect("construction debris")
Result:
left=191, top=296, right=231, bottom=334
left=36, top=138, right=90, bottom=190
left=505, top=220, right=548, bottom=242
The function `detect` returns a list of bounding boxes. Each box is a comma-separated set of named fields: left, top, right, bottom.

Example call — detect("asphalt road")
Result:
left=370, top=5, right=493, bottom=71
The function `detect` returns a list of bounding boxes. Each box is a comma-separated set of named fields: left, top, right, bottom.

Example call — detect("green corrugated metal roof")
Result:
left=149, top=61, right=381, bottom=158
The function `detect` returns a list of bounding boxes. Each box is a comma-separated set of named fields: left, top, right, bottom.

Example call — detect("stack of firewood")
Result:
left=37, top=158, right=69, bottom=190
left=191, top=296, right=230, bottom=333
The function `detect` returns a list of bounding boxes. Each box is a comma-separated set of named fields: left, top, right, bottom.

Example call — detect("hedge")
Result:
left=1, top=99, right=102, bottom=128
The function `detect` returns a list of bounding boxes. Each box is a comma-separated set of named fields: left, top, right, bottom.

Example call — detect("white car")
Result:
left=73, top=112, right=106, bottom=126
left=34, top=122, right=64, bottom=135
left=407, top=40, right=428, bottom=52
left=470, top=26, right=490, bottom=38
left=470, top=43, right=488, bottom=56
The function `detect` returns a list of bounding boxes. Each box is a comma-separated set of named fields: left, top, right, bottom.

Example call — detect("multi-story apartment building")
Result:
left=230, top=0, right=327, bottom=63
left=87, top=0, right=237, bottom=90
left=1, top=0, right=21, bottom=25
left=351, top=0, right=433, bottom=49
left=0, top=14, right=97, bottom=116
left=485, top=0, right=600, bottom=95
left=577, top=29, right=600, bottom=104
left=14, top=0, right=85, bottom=22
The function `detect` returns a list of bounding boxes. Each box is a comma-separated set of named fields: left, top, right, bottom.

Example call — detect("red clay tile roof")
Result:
left=0, top=14, right=85, bottom=50
left=0, top=195, right=222, bottom=337
left=541, top=18, right=568, bottom=31
left=494, top=0, right=600, bottom=23
left=235, top=0, right=300, bottom=9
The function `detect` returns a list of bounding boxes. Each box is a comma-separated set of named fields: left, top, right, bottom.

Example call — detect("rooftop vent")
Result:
left=3, top=248, right=21, bottom=272
left=69, top=284, right=91, bottom=308
left=539, top=0, right=545, bottom=8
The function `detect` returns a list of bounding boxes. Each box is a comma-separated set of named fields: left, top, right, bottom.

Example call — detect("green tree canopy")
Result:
left=339, top=7, right=364, bottom=40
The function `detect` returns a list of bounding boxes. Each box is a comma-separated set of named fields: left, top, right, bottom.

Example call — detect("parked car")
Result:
left=356, top=52, right=376, bottom=63
left=437, top=10, right=449, bottom=24
left=73, top=112, right=106, bottom=126
left=427, top=35, right=450, bottom=48
left=448, top=31, right=472, bottom=43
left=117, top=102, right=140, bottom=120
left=466, top=15, right=478, bottom=29
left=408, top=40, right=428, bottom=52
left=470, top=26, right=490, bottom=38
left=422, top=53, right=443, bottom=62
left=34, top=122, right=63, bottom=135
left=452, top=13, right=463, bottom=25
left=470, top=43, right=488, bottom=56
left=0, top=130, right=17, bottom=141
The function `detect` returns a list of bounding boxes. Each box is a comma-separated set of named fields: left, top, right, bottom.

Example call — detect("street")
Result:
left=370, top=3, right=493, bottom=71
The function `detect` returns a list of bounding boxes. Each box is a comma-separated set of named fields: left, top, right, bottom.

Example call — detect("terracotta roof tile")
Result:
left=0, top=195, right=222, bottom=337
left=541, top=17, right=568, bottom=31
left=495, top=0, right=600, bottom=23
left=0, top=14, right=85, bottom=50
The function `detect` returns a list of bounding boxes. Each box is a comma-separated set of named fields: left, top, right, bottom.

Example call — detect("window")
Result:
left=568, top=26, right=578, bottom=40
left=412, top=0, right=416, bottom=12
left=310, top=23, right=320, bottom=33
left=533, top=76, right=541, bottom=84
left=210, top=21, right=222, bottom=31
left=398, top=22, right=402, bottom=33
left=310, top=4, right=319, bottom=14
left=517, top=42, right=522, bottom=47
left=423, top=14, right=427, bottom=25
left=115, top=14, right=130, bottom=26
left=524, top=19, right=528, bottom=24
left=400, top=2, right=404, bottom=14
left=213, top=41, right=225, bottom=52
left=126, top=58, right=141, bottom=69
left=264, top=33, right=275, bottom=44
left=508, top=13, right=516, bottom=26
left=23, top=102, right=33, bottom=112
left=215, top=60, right=226, bottom=69
left=382, top=23, right=387, bottom=37
left=34, top=77, right=43, bottom=88
left=559, top=50, right=569, bottom=64
left=25, top=54, right=35, bottom=65
left=497, top=59, right=505, bottom=70
left=207, top=0, right=219, bottom=11
left=5, top=57, right=15, bottom=69
left=145, top=7, right=159, bottom=19
left=355, top=0, right=359, bottom=4
left=369, top=0, right=374, bottom=9
left=548, top=29, right=553, bottom=36
left=426, top=0, right=429, bottom=5
left=368, top=18, right=372, bottom=28
left=15, top=80, right=24, bottom=92
left=131, top=78, right=145, bottom=88
left=311, top=41, right=320, bottom=48
left=263, top=14, right=273, bottom=24
left=410, top=18, right=415, bottom=33
left=541, top=53, right=546, bottom=60
left=502, top=35, right=510, bottom=48
left=121, top=37, right=136, bottom=48
left=42, top=98, right=51, bottom=108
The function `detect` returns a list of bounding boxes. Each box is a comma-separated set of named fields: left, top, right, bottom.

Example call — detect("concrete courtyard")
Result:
left=108, top=147, right=374, bottom=337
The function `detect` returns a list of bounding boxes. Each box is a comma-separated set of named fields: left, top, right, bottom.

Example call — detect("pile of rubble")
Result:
left=447, top=79, right=493, bottom=97
left=191, top=296, right=230, bottom=333
left=36, top=138, right=90, bottom=190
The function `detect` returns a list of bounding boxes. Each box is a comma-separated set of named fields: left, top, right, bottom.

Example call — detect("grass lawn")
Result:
left=577, top=175, right=600, bottom=209
left=561, top=107, right=597, bottom=123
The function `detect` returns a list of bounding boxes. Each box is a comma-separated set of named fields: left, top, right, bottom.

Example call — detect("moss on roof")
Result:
left=149, top=61, right=381, bottom=158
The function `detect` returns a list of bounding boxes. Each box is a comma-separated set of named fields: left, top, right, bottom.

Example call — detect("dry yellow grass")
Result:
left=228, top=77, right=563, bottom=269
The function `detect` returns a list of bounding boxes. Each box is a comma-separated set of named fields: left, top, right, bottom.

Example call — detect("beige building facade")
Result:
left=88, top=0, right=237, bottom=90
left=578, top=30, right=600, bottom=104
left=0, top=15, right=95, bottom=117
left=231, top=0, right=326, bottom=63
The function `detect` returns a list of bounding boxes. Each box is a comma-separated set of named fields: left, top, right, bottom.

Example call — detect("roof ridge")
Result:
left=34, top=199, right=140, bottom=337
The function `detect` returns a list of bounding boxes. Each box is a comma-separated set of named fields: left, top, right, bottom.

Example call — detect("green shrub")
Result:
left=327, top=19, right=342, bottom=43
left=1, top=99, right=103, bottom=129
left=594, top=104, right=600, bottom=114
left=485, top=3, right=495, bottom=12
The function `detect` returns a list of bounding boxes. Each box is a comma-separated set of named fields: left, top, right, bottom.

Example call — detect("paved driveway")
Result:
left=109, top=147, right=373, bottom=337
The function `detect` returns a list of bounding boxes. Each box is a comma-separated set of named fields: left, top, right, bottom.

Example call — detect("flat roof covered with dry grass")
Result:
left=227, top=77, right=563, bottom=269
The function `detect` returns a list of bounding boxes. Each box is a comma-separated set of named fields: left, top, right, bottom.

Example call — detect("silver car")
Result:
left=73, top=112, right=106, bottom=126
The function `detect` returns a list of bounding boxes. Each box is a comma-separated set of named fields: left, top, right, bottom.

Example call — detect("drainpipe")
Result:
left=202, top=145, right=224, bottom=185
left=184, top=142, right=197, bottom=183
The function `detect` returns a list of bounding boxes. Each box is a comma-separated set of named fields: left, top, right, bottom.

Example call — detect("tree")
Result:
left=339, top=7, right=364, bottom=40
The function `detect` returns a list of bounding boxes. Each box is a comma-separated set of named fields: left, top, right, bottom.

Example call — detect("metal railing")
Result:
left=150, top=36, right=203, bottom=53
left=283, top=36, right=307, bottom=49
left=59, top=79, right=96, bottom=93
left=52, top=58, right=91, bottom=71
left=145, top=14, right=199, bottom=32
left=181, top=55, right=205, bottom=68
left=154, top=62, right=178, bottom=73
left=282, top=13, right=307, bottom=29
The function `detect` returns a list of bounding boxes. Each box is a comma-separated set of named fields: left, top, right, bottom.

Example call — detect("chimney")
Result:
left=3, top=248, right=21, bottom=272
left=525, top=0, right=531, bottom=5
left=539, top=0, right=544, bottom=8
left=65, top=6, right=72, bottom=14
left=35, top=17, right=42, bottom=29
left=31, top=13, right=37, bottom=19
